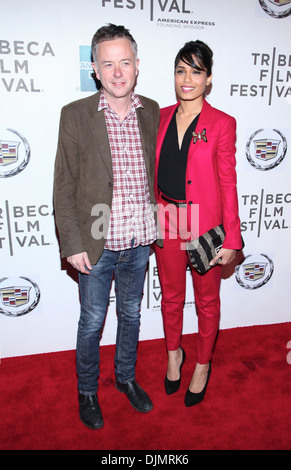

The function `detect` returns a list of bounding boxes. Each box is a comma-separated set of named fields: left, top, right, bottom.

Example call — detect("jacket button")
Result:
left=108, top=182, right=113, bottom=187
left=187, top=180, right=192, bottom=184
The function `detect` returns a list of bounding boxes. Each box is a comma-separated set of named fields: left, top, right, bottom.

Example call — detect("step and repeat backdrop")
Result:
left=1, top=0, right=290, bottom=358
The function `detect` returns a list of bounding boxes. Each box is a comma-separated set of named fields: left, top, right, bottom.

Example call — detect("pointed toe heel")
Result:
left=185, top=363, right=211, bottom=407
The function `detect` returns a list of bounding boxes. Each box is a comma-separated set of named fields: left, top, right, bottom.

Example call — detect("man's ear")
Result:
left=92, top=62, right=100, bottom=81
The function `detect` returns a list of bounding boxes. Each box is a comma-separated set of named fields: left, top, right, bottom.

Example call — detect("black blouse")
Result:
left=158, top=109, right=199, bottom=201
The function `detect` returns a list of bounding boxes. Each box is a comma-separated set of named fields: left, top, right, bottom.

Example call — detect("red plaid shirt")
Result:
left=98, top=90, right=157, bottom=251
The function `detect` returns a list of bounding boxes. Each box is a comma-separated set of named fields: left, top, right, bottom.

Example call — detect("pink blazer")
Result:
left=155, top=99, right=242, bottom=249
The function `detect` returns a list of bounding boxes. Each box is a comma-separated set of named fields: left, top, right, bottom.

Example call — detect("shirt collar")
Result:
left=98, top=88, right=143, bottom=112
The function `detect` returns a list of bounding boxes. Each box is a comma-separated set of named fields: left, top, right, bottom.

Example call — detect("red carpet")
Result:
left=1, top=322, right=291, bottom=451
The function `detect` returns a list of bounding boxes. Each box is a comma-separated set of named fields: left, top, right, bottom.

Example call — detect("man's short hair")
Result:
left=91, top=23, right=138, bottom=64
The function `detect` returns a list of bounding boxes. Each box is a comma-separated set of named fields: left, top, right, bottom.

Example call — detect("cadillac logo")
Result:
left=242, top=262, right=267, bottom=281
left=1, top=286, right=31, bottom=307
left=0, top=140, right=20, bottom=166
left=259, top=0, right=291, bottom=18
left=0, top=276, right=40, bottom=316
left=235, top=254, right=274, bottom=289
left=253, top=138, right=280, bottom=161
left=0, top=129, right=31, bottom=178
left=246, top=128, right=287, bottom=171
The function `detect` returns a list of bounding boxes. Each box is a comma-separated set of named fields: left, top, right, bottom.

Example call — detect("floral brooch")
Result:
left=192, top=128, right=207, bottom=144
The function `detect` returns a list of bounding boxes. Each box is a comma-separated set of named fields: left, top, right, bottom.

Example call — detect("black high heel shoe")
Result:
left=184, top=363, right=211, bottom=407
left=164, top=347, right=186, bottom=395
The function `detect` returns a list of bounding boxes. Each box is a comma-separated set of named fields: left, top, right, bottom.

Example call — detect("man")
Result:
left=53, top=24, right=159, bottom=429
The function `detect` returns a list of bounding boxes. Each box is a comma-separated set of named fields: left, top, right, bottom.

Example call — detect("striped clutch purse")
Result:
left=186, top=224, right=225, bottom=274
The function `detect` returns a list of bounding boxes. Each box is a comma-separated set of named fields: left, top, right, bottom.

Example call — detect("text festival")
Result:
left=101, top=0, right=190, bottom=12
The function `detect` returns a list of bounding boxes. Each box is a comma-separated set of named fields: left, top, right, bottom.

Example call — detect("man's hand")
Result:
left=210, top=248, right=236, bottom=267
left=67, top=252, right=92, bottom=274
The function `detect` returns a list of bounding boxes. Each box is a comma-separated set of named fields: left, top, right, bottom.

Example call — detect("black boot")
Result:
left=115, top=380, right=153, bottom=412
left=78, top=393, right=104, bottom=429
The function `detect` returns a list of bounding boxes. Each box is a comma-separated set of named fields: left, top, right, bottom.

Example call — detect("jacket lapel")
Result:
left=187, top=99, right=212, bottom=160
left=196, top=99, right=212, bottom=130
left=88, top=94, right=113, bottom=179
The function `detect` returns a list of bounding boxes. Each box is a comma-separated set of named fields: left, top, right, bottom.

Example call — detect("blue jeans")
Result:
left=76, top=242, right=150, bottom=395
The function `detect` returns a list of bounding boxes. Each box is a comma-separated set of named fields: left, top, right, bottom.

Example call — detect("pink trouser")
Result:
left=155, top=196, right=221, bottom=364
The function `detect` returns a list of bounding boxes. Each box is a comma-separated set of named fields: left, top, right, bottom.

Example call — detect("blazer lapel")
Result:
left=88, top=97, right=113, bottom=179
left=188, top=99, right=212, bottom=160
left=196, top=99, right=212, bottom=130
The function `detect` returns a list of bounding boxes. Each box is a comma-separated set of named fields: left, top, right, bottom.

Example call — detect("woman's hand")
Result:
left=210, top=248, right=236, bottom=267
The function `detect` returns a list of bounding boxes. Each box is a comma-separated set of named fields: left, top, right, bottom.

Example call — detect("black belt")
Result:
left=161, top=194, right=187, bottom=208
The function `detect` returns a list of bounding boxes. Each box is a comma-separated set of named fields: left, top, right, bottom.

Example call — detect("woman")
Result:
left=154, top=40, right=242, bottom=407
